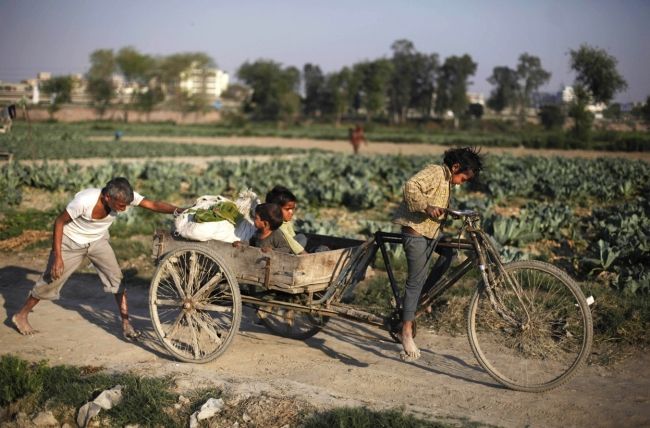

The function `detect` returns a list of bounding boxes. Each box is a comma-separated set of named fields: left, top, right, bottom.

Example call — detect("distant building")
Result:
left=179, top=62, right=229, bottom=100
left=0, top=80, right=38, bottom=105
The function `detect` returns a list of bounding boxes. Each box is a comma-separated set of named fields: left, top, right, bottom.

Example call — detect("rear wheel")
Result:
left=149, top=244, right=241, bottom=363
left=467, top=260, right=592, bottom=392
left=257, top=294, right=329, bottom=340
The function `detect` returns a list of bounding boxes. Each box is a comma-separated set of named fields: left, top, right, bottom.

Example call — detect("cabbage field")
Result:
left=1, top=153, right=648, bottom=295
left=1, top=123, right=649, bottom=355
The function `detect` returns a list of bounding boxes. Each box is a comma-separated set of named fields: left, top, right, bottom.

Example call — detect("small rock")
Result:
left=178, top=395, right=190, bottom=405
left=242, top=413, right=251, bottom=422
left=174, top=376, right=194, bottom=390
left=32, top=410, right=59, bottom=426
left=15, top=412, right=30, bottom=428
left=125, top=424, right=140, bottom=428
left=174, top=403, right=182, bottom=410
left=232, top=423, right=239, bottom=428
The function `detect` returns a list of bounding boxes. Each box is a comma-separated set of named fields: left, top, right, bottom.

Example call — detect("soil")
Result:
left=1, top=251, right=649, bottom=428
left=2, top=138, right=650, bottom=427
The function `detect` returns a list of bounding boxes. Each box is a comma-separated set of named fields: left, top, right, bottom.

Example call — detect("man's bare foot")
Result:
left=398, top=332, right=421, bottom=361
left=11, top=314, right=37, bottom=335
left=122, top=321, right=142, bottom=341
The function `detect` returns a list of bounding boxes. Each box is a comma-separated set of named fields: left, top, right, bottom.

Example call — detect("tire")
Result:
left=467, top=260, right=592, bottom=392
left=149, top=244, right=242, bottom=363
left=257, top=294, right=329, bottom=340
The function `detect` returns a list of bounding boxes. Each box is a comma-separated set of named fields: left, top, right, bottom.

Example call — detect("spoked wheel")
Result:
left=149, top=244, right=241, bottom=363
left=467, top=260, right=593, bottom=392
left=256, top=293, right=329, bottom=340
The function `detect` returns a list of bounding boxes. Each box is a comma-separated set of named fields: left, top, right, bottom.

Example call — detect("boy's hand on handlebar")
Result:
left=425, top=205, right=446, bottom=219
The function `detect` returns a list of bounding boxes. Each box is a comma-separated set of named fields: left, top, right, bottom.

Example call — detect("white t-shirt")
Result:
left=64, top=188, right=144, bottom=244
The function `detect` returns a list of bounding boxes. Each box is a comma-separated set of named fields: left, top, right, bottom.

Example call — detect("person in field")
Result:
left=265, top=185, right=308, bottom=255
left=11, top=177, right=185, bottom=340
left=348, top=124, right=367, bottom=155
left=392, top=147, right=483, bottom=360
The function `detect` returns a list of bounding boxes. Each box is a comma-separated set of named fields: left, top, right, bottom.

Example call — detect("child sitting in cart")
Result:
left=265, top=185, right=308, bottom=255
left=235, top=203, right=292, bottom=253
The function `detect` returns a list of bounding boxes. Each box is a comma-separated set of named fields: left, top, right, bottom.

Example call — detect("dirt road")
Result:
left=1, top=253, right=648, bottom=428
left=88, top=135, right=650, bottom=163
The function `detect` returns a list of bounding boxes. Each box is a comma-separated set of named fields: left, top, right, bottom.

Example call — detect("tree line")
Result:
left=39, top=40, right=644, bottom=137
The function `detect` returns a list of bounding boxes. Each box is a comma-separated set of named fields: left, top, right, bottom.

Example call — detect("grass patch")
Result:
left=303, top=406, right=461, bottom=428
left=0, top=356, right=178, bottom=426
left=588, top=282, right=650, bottom=363
left=0, top=124, right=317, bottom=160
left=2, top=356, right=473, bottom=428
left=0, top=209, right=56, bottom=240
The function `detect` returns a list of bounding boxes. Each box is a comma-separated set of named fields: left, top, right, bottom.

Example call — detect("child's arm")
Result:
left=279, top=224, right=305, bottom=255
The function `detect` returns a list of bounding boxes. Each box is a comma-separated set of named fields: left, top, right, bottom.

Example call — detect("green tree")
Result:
left=538, top=104, right=566, bottom=130
left=569, top=44, right=627, bottom=139
left=237, top=60, right=301, bottom=121
left=410, top=52, right=438, bottom=119
left=569, top=44, right=628, bottom=104
left=115, top=46, right=157, bottom=120
left=568, top=86, right=594, bottom=142
left=516, top=53, right=551, bottom=123
left=86, top=49, right=116, bottom=118
left=41, top=75, right=74, bottom=119
left=603, top=103, right=622, bottom=120
left=388, top=39, right=438, bottom=123
left=389, top=39, right=415, bottom=124
left=435, top=54, right=477, bottom=127
left=319, top=67, right=360, bottom=125
left=354, top=59, right=393, bottom=121
left=467, top=103, right=484, bottom=120
left=303, top=63, right=325, bottom=117
left=640, top=95, right=650, bottom=125
left=486, top=66, right=520, bottom=114
left=159, top=52, right=215, bottom=113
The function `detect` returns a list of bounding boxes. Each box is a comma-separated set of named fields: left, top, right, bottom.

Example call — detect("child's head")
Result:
left=443, top=147, right=484, bottom=185
left=265, top=185, right=297, bottom=222
left=254, top=203, right=283, bottom=232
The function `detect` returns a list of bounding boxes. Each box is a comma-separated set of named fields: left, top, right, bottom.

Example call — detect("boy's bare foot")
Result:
left=398, top=332, right=421, bottom=361
left=11, top=314, right=37, bottom=335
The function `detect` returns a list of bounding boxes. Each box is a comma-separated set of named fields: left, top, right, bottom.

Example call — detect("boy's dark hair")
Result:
left=255, top=203, right=283, bottom=230
left=265, top=185, right=297, bottom=207
left=443, top=147, right=484, bottom=180
left=102, top=177, right=134, bottom=203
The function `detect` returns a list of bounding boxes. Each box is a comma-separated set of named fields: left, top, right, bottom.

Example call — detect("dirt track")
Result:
left=87, top=135, right=650, bottom=164
left=1, top=252, right=649, bottom=428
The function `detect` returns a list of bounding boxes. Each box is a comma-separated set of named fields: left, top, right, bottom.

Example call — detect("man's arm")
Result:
left=51, top=210, right=72, bottom=280
left=138, top=198, right=184, bottom=215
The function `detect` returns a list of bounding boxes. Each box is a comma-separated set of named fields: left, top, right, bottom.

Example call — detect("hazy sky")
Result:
left=1, top=0, right=648, bottom=102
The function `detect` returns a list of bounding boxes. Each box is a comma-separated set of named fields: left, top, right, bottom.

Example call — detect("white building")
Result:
left=179, top=63, right=229, bottom=100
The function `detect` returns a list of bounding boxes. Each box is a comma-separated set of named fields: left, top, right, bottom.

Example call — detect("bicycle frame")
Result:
left=373, top=231, right=477, bottom=319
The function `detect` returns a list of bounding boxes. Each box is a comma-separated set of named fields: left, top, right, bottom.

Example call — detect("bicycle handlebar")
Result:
left=445, top=208, right=480, bottom=218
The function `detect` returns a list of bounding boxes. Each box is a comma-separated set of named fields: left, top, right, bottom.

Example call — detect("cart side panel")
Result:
left=153, top=230, right=364, bottom=294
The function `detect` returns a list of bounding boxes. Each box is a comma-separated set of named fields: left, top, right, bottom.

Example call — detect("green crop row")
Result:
left=2, top=153, right=649, bottom=293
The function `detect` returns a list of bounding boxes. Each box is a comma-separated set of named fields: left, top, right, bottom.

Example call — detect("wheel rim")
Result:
left=469, top=262, right=591, bottom=391
left=151, top=248, right=239, bottom=362
left=257, top=295, right=328, bottom=340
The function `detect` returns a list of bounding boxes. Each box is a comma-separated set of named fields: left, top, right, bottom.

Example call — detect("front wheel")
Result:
left=149, top=244, right=242, bottom=363
left=467, top=260, right=593, bottom=392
